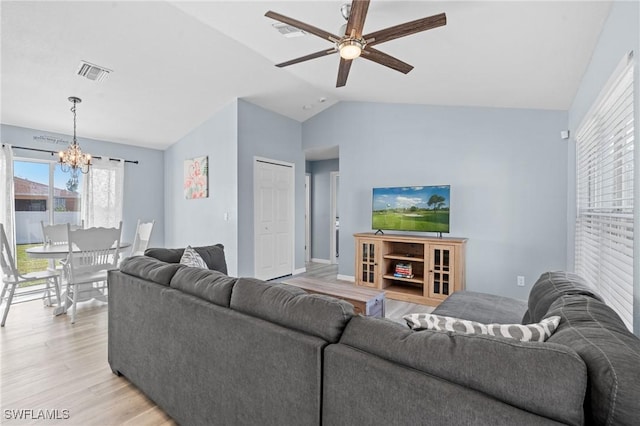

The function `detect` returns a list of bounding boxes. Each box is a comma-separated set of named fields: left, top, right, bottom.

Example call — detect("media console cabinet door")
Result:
left=428, top=244, right=455, bottom=301
left=356, top=239, right=380, bottom=288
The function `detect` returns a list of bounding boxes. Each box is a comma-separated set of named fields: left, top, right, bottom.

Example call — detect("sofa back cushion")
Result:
left=339, top=316, right=587, bottom=425
left=119, top=256, right=184, bottom=286
left=523, top=271, right=602, bottom=323
left=145, top=244, right=227, bottom=274
left=230, top=278, right=353, bottom=343
left=546, top=294, right=640, bottom=425
left=169, top=267, right=236, bottom=307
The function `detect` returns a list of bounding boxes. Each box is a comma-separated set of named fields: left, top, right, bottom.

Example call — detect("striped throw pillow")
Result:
left=403, top=313, right=561, bottom=342
left=179, top=245, right=208, bottom=269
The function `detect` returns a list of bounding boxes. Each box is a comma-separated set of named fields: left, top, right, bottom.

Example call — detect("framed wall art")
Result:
left=184, top=155, right=208, bottom=199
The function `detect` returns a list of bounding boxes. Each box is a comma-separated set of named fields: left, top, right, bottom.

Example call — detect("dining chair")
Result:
left=130, top=219, right=155, bottom=257
left=41, top=221, right=84, bottom=248
left=40, top=221, right=84, bottom=305
left=0, top=223, right=61, bottom=327
left=63, top=222, right=122, bottom=323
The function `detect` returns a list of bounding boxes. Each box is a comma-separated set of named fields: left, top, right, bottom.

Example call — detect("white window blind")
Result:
left=575, top=53, right=634, bottom=332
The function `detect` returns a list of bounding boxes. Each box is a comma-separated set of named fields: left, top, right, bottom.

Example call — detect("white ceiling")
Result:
left=1, top=1, right=612, bottom=151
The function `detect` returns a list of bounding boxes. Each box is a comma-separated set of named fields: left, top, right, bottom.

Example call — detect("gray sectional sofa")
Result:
left=108, top=248, right=640, bottom=425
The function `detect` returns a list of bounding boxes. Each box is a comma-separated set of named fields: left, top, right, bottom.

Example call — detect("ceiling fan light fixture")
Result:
left=338, top=39, right=364, bottom=60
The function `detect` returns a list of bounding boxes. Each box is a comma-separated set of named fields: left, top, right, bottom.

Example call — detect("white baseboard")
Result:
left=310, top=258, right=331, bottom=264
left=293, top=267, right=306, bottom=275
left=337, top=274, right=355, bottom=282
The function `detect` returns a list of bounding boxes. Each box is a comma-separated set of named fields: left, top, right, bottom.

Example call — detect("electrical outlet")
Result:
left=517, top=276, right=525, bottom=287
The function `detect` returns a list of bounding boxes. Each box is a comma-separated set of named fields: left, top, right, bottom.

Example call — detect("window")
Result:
left=15, top=199, right=47, bottom=212
left=575, top=53, right=634, bottom=331
left=13, top=159, right=83, bottom=245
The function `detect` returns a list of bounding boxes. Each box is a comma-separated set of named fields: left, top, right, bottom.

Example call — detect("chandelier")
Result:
left=58, top=96, right=91, bottom=184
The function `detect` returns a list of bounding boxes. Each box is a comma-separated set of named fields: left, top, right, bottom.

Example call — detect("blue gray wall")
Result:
left=567, top=0, right=640, bottom=333
left=164, top=101, right=239, bottom=276
left=303, top=103, right=568, bottom=299
left=1, top=123, right=165, bottom=247
left=308, top=159, right=339, bottom=262
left=237, top=100, right=305, bottom=277
left=162, top=99, right=304, bottom=278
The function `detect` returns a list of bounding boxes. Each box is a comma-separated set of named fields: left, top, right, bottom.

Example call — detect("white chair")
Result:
left=130, top=219, right=155, bottom=257
left=0, top=223, right=61, bottom=327
left=40, top=221, right=84, bottom=304
left=41, top=221, right=84, bottom=248
left=63, top=222, right=122, bottom=323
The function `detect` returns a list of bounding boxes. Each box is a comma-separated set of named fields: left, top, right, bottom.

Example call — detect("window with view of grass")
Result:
left=13, top=159, right=83, bottom=280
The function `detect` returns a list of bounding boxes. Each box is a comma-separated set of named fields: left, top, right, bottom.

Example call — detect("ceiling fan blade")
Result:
left=345, top=0, right=370, bottom=38
left=364, top=13, right=446, bottom=47
left=276, top=49, right=337, bottom=68
left=336, top=58, right=353, bottom=87
left=265, top=11, right=340, bottom=42
left=361, top=47, right=413, bottom=74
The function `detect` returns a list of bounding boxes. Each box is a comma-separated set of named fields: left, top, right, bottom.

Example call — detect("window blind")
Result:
left=575, top=54, right=634, bottom=331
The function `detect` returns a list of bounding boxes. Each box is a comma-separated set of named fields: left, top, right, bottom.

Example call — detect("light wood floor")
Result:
left=0, top=263, right=431, bottom=424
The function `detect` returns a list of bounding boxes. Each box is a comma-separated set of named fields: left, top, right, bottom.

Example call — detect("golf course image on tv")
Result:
left=372, top=185, right=450, bottom=233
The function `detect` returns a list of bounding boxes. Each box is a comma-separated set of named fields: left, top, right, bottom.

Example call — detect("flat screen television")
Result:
left=372, top=185, right=450, bottom=234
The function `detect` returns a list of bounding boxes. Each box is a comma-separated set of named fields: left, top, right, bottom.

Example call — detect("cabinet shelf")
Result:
left=383, top=253, right=425, bottom=262
left=384, top=284, right=424, bottom=297
left=383, top=274, right=424, bottom=285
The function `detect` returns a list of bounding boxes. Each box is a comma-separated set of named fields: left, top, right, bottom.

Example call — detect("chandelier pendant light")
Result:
left=58, top=96, right=92, bottom=184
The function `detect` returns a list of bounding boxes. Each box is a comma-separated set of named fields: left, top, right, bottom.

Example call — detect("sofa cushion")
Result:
left=179, top=246, right=208, bottom=269
left=170, top=267, right=236, bottom=307
left=339, top=315, right=587, bottom=425
left=119, top=256, right=184, bottom=286
left=404, top=313, right=560, bottom=342
left=546, top=294, right=640, bottom=425
left=523, top=271, right=602, bottom=323
left=432, top=290, right=527, bottom=324
left=230, top=278, right=354, bottom=343
left=145, top=244, right=228, bottom=274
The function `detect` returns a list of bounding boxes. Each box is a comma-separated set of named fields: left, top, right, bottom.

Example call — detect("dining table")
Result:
left=26, top=242, right=131, bottom=315
left=26, top=241, right=131, bottom=259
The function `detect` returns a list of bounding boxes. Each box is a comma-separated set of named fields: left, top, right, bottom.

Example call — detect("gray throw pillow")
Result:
left=179, top=245, right=208, bottom=269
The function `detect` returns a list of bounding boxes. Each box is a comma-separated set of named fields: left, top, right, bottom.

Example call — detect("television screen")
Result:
left=372, top=185, right=450, bottom=233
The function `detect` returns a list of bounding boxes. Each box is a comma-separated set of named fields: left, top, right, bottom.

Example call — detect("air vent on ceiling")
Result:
left=272, top=22, right=306, bottom=38
left=76, top=61, right=112, bottom=82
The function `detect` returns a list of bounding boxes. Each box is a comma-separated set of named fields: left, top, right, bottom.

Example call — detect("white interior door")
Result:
left=254, top=158, right=294, bottom=280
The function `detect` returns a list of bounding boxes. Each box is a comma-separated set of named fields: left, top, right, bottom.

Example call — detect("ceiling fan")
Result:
left=265, top=0, right=446, bottom=88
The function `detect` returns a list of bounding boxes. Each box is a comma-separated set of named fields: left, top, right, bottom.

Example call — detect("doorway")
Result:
left=305, top=174, right=311, bottom=263
left=253, top=157, right=295, bottom=280
left=330, top=172, right=339, bottom=265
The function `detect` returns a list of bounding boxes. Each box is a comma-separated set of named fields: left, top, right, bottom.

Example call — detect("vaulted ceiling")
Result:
left=1, top=1, right=612, bottom=150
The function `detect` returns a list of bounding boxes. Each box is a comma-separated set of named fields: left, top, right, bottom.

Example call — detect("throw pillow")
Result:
left=403, top=313, right=561, bottom=342
left=179, top=245, right=208, bottom=269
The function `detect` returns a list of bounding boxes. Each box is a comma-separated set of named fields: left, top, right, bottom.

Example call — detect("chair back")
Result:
left=0, top=224, right=19, bottom=282
left=131, top=220, right=155, bottom=256
left=41, top=221, right=83, bottom=246
left=67, top=222, right=122, bottom=277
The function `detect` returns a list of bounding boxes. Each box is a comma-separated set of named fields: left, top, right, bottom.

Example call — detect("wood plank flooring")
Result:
left=0, top=298, right=174, bottom=425
left=0, top=263, right=431, bottom=424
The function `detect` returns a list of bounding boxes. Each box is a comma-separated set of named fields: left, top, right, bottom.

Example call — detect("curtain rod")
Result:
left=2, top=144, right=139, bottom=164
